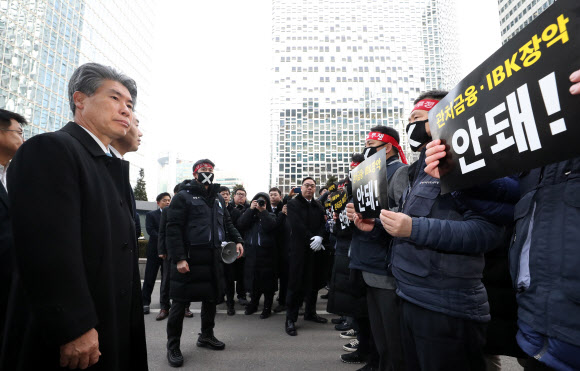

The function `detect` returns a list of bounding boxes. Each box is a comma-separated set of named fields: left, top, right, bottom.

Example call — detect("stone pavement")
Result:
left=143, top=282, right=524, bottom=371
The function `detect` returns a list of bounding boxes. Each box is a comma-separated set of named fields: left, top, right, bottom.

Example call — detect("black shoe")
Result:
left=260, top=308, right=271, bottom=319
left=244, top=304, right=258, bottom=315
left=320, top=293, right=329, bottom=299
left=196, top=333, right=225, bottom=350
left=184, top=308, right=194, bottom=318
left=285, top=319, right=297, bottom=336
left=331, top=316, right=345, bottom=324
left=167, top=348, right=184, bottom=367
left=143, top=305, right=150, bottom=315
left=304, top=313, right=328, bottom=323
left=227, top=303, right=235, bottom=316
left=356, top=363, right=377, bottom=371
left=340, top=351, right=366, bottom=364
left=273, top=304, right=286, bottom=313
left=238, top=296, right=249, bottom=306
left=343, top=339, right=359, bottom=352
left=340, top=329, right=358, bottom=339
left=335, top=321, right=352, bottom=331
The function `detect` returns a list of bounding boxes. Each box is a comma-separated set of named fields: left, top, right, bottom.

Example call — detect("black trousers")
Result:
left=223, top=262, right=236, bottom=305
left=250, top=289, right=274, bottom=309
left=233, top=258, right=246, bottom=298
left=166, top=300, right=216, bottom=350
left=400, top=300, right=487, bottom=371
left=277, top=256, right=289, bottom=306
left=142, top=247, right=170, bottom=310
left=366, top=286, right=405, bottom=371
left=353, top=316, right=379, bottom=366
left=286, top=288, right=317, bottom=322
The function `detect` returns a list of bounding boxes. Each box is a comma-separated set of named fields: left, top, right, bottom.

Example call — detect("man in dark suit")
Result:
left=142, top=192, right=171, bottom=318
left=285, top=177, right=329, bottom=336
left=0, top=109, right=27, bottom=351
left=0, top=63, right=148, bottom=370
left=110, top=115, right=143, bottom=239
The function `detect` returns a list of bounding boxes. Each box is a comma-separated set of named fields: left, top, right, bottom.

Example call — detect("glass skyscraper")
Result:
left=0, top=0, right=156, bottom=197
left=269, top=0, right=460, bottom=193
left=498, top=0, right=556, bottom=44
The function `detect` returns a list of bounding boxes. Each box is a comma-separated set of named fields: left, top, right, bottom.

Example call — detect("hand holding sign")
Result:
left=380, top=210, right=412, bottom=238
left=352, top=148, right=389, bottom=218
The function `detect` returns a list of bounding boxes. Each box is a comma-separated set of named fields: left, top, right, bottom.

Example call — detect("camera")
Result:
left=257, top=199, right=266, bottom=207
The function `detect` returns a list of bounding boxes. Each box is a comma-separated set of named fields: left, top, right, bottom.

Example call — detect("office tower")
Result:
left=499, top=0, right=556, bottom=44
left=269, top=0, right=459, bottom=193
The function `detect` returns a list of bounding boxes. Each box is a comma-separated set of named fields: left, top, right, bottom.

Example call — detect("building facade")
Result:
left=0, top=0, right=156, bottom=197
left=499, top=0, right=556, bottom=44
left=269, top=0, right=459, bottom=194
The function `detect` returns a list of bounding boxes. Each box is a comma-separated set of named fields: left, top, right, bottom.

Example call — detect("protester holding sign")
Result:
left=381, top=91, right=505, bottom=371
left=344, top=126, right=407, bottom=371
left=424, top=67, right=580, bottom=370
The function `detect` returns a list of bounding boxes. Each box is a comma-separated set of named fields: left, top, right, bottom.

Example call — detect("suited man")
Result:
left=110, top=115, right=143, bottom=239
left=0, top=109, right=27, bottom=350
left=0, top=63, right=148, bottom=370
left=142, top=192, right=171, bottom=318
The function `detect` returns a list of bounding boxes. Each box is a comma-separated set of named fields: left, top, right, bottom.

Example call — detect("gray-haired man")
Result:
left=0, top=63, right=148, bottom=370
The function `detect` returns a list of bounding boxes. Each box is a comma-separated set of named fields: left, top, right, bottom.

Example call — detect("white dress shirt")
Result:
left=77, top=124, right=111, bottom=155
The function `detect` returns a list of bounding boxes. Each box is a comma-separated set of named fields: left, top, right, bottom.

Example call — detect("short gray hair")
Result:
left=68, top=63, right=138, bottom=115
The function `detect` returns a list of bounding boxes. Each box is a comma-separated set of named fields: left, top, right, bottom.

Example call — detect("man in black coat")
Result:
left=0, top=63, right=147, bottom=370
left=142, top=192, right=172, bottom=317
left=219, top=186, right=242, bottom=315
left=231, top=186, right=249, bottom=305
left=269, top=187, right=289, bottom=313
left=165, top=159, right=244, bottom=368
left=285, top=177, right=329, bottom=336
left=237, top=192, right=279, bottom=319
left=0, top=109, right=26, bottom=351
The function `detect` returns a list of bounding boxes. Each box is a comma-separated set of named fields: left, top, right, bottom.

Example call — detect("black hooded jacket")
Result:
left=165, top=179, right=243, bottom=302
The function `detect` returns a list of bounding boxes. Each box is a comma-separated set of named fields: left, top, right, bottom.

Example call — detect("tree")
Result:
left=326, top=175, right=338, bottom=187
left=133, top=168, right=148, bottom=201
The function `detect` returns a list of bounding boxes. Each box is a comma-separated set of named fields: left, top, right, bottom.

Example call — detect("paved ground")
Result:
left=143, top=282, right=523, bottom=370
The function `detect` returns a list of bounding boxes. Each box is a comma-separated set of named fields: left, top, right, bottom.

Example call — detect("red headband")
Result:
left=350, top=161, right=361, bottom=168
left=411, top=99, right=439, bottom=113
left=194, top=163, right=214, bottom=173
left=366, top=132, right=408, bottom=165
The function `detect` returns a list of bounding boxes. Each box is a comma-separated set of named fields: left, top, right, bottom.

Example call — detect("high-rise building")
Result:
left=269, top=0, right=459, bottom=194
left=0, top=0, right=156, bottom=197
left=498, top=0, right=556, bottom=44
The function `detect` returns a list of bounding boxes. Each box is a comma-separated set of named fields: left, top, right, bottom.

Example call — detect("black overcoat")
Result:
left=237, top=193, right=279, bottom=294
left=0, top=122, right=147, bottom=370
left=0, top=181, right=13, bottom=349
left=285, top=193, right=327, bottom=299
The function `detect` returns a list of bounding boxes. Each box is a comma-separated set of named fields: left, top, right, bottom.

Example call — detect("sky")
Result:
left=148, top=0, right=501, bottom=197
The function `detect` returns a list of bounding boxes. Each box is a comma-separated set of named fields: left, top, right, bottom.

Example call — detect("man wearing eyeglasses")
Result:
left=0, top=109, right=27, bottom=351
left=285, top=177, right=328, bottom=336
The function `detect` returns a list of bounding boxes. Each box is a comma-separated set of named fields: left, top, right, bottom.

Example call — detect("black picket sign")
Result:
left=352, top=148, right=388, bottom=218
left=429, top=0, right=580, bottom=193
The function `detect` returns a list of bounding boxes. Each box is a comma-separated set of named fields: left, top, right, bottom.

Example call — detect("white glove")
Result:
left=310, top=236, right=324, bottom=251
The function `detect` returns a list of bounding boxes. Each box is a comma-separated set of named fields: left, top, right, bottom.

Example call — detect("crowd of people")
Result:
left=0, top=61, right=579, bottom=371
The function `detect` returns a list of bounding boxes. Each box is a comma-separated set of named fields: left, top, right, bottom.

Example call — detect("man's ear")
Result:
left=73, top=91, right=87, bottom=111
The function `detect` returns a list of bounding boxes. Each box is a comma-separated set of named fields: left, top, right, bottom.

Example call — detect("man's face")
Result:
left=0, top=119, right=24, bottom=158
left=302, top=179, right=316, bottom=199
left=157, top=195, right=171, bottom=210
left=408, top=109, right=431, bottom=136
left=74, top=79, right=134, bottom=142
left=220, top=191, right=231, bottom=204
left=126, top=117, right=142, bottom=152
left=320, top=188, right=328, bottom=196
left=234, top=190, right=246, bottom=205
left=193, top=166, right=214, bottom=181
left=269, top=191, right=281, bottom=205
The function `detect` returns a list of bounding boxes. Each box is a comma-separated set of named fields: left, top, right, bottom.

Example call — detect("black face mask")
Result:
left=197, top=172, right=214, bottom=185
left=346, top=182, right=353, bottom=197
left=362, top=144, right=385, bottom=159
left=405, top=119, right=430, bottom=152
